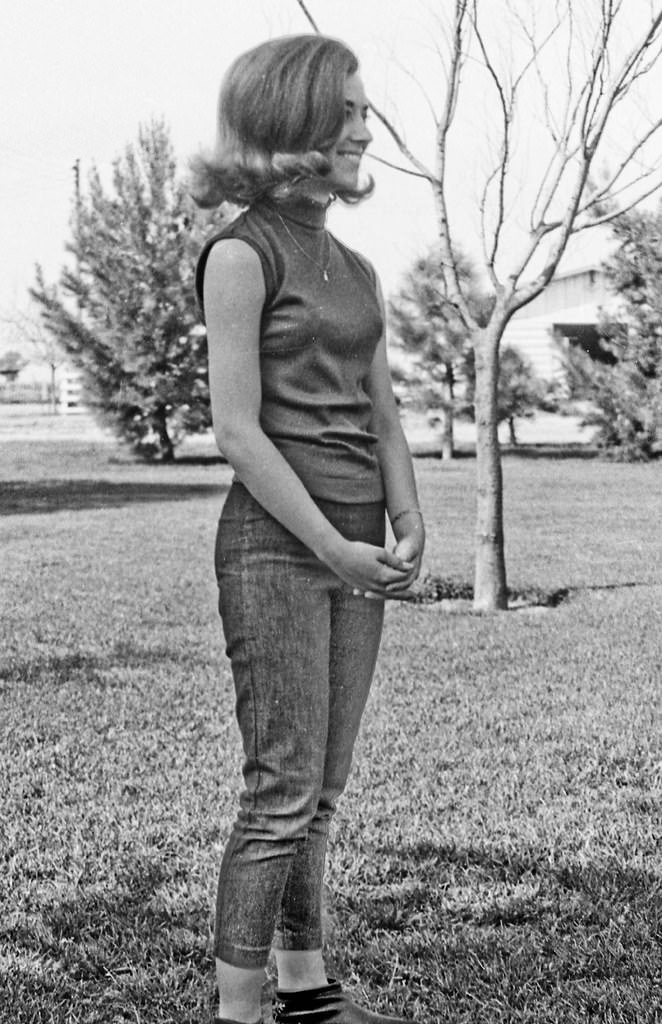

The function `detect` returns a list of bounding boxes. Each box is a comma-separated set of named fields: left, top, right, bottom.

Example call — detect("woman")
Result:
left=192, top=34, right=425, bottom=1024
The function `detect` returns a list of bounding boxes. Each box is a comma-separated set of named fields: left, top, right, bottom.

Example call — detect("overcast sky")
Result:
left=0, top=0, right=443, bottom=344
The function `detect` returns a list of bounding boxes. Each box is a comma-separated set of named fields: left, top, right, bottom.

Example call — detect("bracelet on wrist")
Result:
left=390, top=508, right=423, bottom=528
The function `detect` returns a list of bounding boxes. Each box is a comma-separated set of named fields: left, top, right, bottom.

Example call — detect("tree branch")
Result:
left=470, top=5, right=511, bottom=279
left=366, top=103, right=437, bottom=182
left=509, top=5, right=662, bottom=306
left=577, top=119, right=662, bottom=215
left=293, top=0, right=437, bottom=182
left=294, top=0, right=320, bottom=32
left=573, top=177, right=662, bottom=231
left=365, top=152, right=434, bottom=180
left=473, top=0, right=566, bottom=276
left=434, top=0, right=478, bottom=329
left=584, top=10, right=662, bottom=156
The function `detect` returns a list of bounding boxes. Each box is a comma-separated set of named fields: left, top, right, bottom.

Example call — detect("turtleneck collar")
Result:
left=262, top=194, right=331, bottom=230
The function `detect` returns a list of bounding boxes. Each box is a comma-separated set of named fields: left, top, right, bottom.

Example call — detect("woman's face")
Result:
left=324, top=72, right=373, bottom=193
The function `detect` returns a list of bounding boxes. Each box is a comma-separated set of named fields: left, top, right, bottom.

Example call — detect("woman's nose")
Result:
left=353, top=115, right=372, bottom=145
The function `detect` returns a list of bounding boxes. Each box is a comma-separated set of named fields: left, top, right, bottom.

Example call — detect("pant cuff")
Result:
left=214, top=939, right=271, bottom=970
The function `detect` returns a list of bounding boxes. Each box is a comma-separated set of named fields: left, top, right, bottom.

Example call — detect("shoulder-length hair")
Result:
left=189, top=34, right=373, bottom=208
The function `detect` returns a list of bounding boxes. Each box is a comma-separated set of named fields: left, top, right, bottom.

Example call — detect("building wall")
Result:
left=513, top=268, right=611, bottom=321
left=502, top=320, right=561, bottom=379
left=502, top=267, right=617, bottom=382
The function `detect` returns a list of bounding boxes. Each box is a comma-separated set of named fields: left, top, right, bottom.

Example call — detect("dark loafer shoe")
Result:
left=213, top=1018, right=261, bottom=1024
left=273, top=979, right=412, bottom=1024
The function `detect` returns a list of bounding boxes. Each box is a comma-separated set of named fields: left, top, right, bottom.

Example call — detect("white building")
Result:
left=502, top=227, right=620, bottom=383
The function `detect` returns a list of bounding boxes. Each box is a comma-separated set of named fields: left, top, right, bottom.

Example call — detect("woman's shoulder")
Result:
left=196, top=206, right=278, bottom=314
left=330, top=232, right=379, bottom=291
left=198, top=206, right=252, bottom=265
left=204, top=236, right=263, bottom=276
left=202, top=238, right=266, bottom=324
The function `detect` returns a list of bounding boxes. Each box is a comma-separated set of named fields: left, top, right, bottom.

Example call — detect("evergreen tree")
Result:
left=388, top=246, right=491, bottom=459
left=567, top=207, right=662, bottom=460
left=32, top=120, right=219, bottom=460
left=463, top=346, right=548, bottom=445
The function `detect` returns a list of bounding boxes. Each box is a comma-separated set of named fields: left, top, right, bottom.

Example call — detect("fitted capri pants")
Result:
left=213, top=481, right=386, bottom=968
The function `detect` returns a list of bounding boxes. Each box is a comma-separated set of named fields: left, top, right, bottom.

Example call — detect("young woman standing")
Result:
left=192, top=34, right=425, bottom=1024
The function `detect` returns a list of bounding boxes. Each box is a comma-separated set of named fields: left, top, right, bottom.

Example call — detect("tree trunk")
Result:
left=154, top=407, right=175, bottom=462
left=473, top=325, right=508, bottom=610
left=49, top=363, right=57, bottom=414
left=440, top=365, right=455, bottom=460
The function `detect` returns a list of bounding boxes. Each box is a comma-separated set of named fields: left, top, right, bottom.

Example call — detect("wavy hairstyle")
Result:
left=189, top=35, right=373, bottom=208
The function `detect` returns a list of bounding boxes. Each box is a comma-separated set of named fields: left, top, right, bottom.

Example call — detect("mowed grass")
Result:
left=1, top=440, right=661, bottom=1024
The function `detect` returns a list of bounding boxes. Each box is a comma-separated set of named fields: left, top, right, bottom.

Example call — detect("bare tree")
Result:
left=295, top=0, right=662, bottom=609
left=1, top=306, right=66, bottom=413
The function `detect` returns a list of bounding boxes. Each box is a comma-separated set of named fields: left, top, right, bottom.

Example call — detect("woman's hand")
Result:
left=325, top=539, right=415, bottom=600
left=385, top=531, right=424, bottom=596
left=384, top=511, right=425, bottom=597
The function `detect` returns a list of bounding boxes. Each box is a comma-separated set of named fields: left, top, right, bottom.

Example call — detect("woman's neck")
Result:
left=299, top=181, right=335, bottom=207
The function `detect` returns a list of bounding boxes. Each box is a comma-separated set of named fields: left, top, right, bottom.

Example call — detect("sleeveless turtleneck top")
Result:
left=196, top=198, right=385, bottom=503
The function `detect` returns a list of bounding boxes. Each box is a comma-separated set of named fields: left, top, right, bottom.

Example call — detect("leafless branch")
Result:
left=512, top=5, right=662, bottom=303
left=470, top=4, right=513, bottom=276
left=582, top=167, right=657, bottom=215
left=1, top=306, right=65, bottom=365
left=577, top=119, right=662, bottom=214
left=365, top=152, right=433, bottom=180
left=292, top=0, right=662, bottom=326
left=294, top=0, right=320, bottom=33
left=435, top=0, right=477, bottom=328
left=508, top=1, right=570, bottom=230
left=366, top=103, right=437, bottom=182
left=584, top=10, right=662, bottom=156
left=529, top=143, right=582, bottom=235
left=293, top=0, right=436, bottom=182
left=478, top=163, right=502, bottom=286
left=389, top=55, right=441, bottom=130
left=573, top=178, right=662, bottom=231
left=578, top=22, right=611, bottom=153
left=471, top=0, right=564, bottom=276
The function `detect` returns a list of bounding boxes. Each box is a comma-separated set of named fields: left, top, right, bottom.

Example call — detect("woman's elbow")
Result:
left=371, top=405, right=404, bottom=445
left=212, top=415, right=260, bottom=464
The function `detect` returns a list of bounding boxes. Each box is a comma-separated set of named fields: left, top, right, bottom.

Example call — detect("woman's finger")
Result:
left=378, top=549, right=414, bottom=571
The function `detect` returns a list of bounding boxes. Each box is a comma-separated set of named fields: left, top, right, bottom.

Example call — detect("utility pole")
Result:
left=72, top=158, right=82, bottom=318
left=73, top=158, right=81, bottom=222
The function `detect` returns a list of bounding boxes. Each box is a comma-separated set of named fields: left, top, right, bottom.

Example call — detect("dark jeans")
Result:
left=213, top=481, right=385, bottom=968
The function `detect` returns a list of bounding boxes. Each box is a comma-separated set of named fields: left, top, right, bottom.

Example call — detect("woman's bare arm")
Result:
left=365, top=284, right=425, bottom=590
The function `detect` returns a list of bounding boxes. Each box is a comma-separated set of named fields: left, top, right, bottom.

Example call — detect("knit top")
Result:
left=196, top=197, right=385, bottom=503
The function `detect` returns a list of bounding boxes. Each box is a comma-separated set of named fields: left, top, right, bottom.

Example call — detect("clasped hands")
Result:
left=329, top=530, right=424, bottom=602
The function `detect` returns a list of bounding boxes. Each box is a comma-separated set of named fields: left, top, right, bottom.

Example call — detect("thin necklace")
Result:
left=276, top=213, right=331, bottom=282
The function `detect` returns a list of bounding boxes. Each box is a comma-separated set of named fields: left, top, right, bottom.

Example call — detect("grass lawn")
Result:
left=1, top=440, right=661, bottom=1024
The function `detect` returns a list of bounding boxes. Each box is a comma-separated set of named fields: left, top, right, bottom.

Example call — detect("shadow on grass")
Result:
left=501, top=443, right=601, bottom=460
left=326, top=839, right=662, bottom=1020
left=0, top=639, right=210, bottom=688
left=414, top=575, right=659, bottom=609
left=413, top=443, right=601, bottom=462
left=3, top=856, right=214, bottom=1021
left=0, top=478, right=228, bottom=515
left=5, top=840, right=662, bottom=1021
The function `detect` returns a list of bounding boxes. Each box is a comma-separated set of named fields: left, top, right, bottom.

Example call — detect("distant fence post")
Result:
left=57, top=372, right=82, bottom=414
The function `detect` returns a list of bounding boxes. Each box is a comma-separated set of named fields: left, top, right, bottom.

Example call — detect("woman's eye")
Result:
left=345, top=107, right=369, bottom=123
